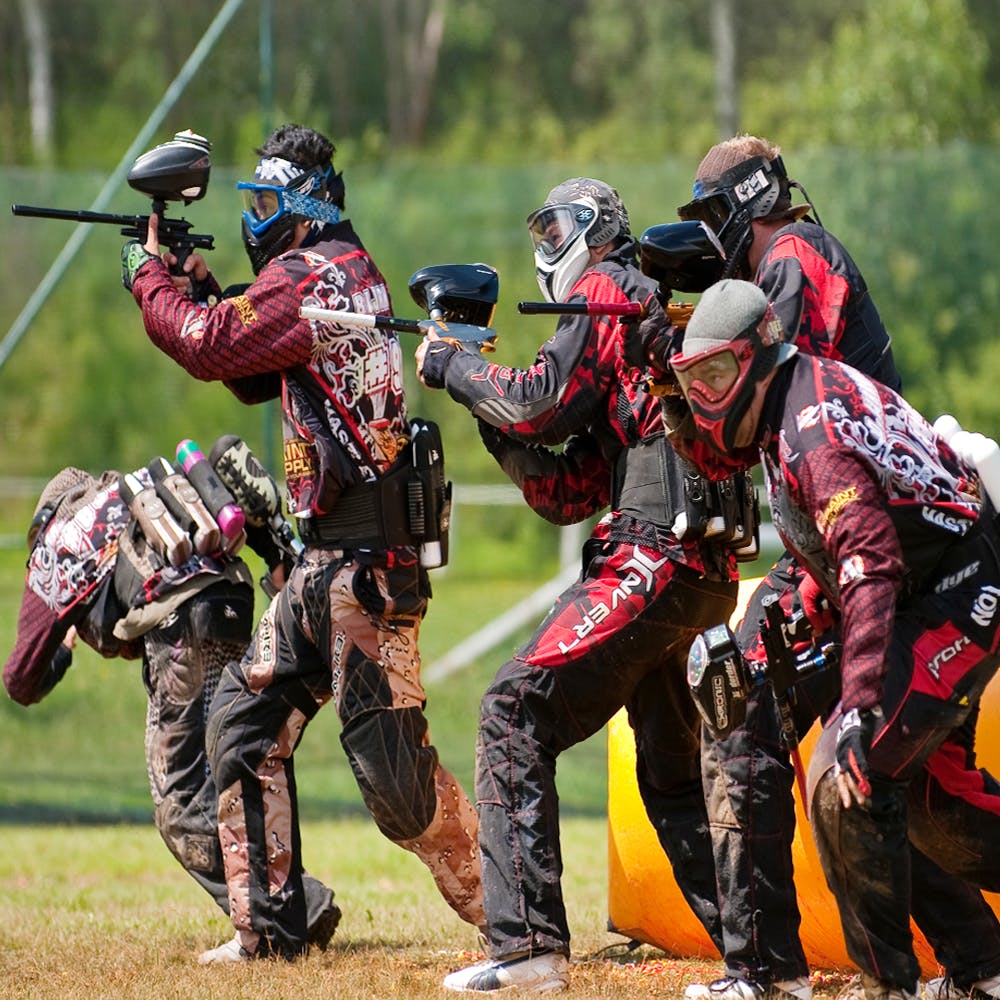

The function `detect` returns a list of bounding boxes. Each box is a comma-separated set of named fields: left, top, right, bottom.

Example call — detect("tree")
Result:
left=711, top=0, right=738, bottom=139
left=750, top=0, right=998, bottom=147
left=379, top=0, right=448, bottom=146
left=17, top=0, right=53, bottom=165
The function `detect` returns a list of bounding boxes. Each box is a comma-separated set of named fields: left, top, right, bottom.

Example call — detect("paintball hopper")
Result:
left=127, top=130, right=211, bottom=205
left=639, top=220, right=726, bottom=294
left=408, top=263, right=499, bottom=328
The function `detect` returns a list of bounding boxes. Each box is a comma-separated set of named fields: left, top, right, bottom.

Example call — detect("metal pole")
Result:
left=0, top=0, right=247, bottom=372
left=259, top=0, right=279, bottom=471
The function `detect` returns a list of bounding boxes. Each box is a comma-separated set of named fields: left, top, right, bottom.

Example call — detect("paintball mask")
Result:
left=239, top=156, right=344, bottom=274
left=670, top=279, right=796, bottom=454
left=677, top=155, right=793, bottom=280
left=527, top=178, right=629, bottom=303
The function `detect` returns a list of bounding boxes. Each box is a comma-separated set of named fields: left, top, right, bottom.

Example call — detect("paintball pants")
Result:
left=475, top=536, right=737, bottom=959
left=808, top=526, right=1000, bottom=993
left=206, top=546, right=483, bottom=959
left=143, top=579, right=337, bottom=939
left=707, top=552, right=1000, bottom=988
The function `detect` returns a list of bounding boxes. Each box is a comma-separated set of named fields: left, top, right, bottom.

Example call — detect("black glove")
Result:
left=418, top=339, right=458, bottom=389
left=121, top=241, right=159, bottom=291
left=834, top=706, right=883, bottom=807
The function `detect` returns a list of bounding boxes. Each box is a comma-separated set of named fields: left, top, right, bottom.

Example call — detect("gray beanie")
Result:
left=682, top=280, right=769, bottom=356
left=543, top=177, right=630, bottom=246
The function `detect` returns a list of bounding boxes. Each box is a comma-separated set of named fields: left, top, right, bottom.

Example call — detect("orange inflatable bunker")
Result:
left=607, top=577, right=1000, bottom=974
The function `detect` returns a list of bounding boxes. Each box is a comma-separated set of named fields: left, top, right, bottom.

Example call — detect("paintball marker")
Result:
left=12, top=130, right=214, bottom=275
left=516, top=298, right=695, bottom=330
left=299, top=262, right=500, bottom=353
left=687, top=593, right=839, bottom=798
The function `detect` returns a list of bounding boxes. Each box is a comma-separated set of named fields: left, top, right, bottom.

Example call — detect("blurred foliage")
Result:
left=1, top=0, right=997, bottom=169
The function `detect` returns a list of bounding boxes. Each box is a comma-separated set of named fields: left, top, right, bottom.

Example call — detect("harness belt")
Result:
left=613, top=435, right=689, bottom=529
left=297, top=419, right=451, bottom=565
left=613, top=436, right=760, bottom=561
left=298, top=456, right=416, bottom=550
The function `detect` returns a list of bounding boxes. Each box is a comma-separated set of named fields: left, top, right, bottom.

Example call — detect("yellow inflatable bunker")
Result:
left=607, top=577, right=1000, bottom=974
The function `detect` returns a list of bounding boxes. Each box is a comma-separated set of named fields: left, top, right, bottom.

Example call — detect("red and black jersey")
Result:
left=428, top=253, right=661, bottom=452
left=131, top=221, right=408, bottom=516
left=423, top=249, right=737, bottom=577
left=757, top=221, right=901, bottom=391
left=759, top=353, right=982, bottom=710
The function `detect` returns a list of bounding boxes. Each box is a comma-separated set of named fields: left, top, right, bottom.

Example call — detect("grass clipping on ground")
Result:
left=0, top=817, right=863, bottom=999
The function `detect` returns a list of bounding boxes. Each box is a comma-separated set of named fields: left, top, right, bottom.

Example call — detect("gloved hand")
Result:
left=415, top=334, right=456, bottom=389
left=795, top=572, right=836, bottom=636
left=121, top=240, right=159, bottom=291
left=834, top=706, right=883, bottom=808
left=625, top=294, right=683, bottom=374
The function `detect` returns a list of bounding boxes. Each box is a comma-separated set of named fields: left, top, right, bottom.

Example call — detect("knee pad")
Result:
left=341, top=707, right=439, bottom=841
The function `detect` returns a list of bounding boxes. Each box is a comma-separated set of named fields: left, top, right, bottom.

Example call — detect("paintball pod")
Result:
left=688, top=592, right=838, bottom=746
left=638, top=220, right=727, bottom=296
left=12, top=130, right=214, bottom=275
left=209, top=434, right=304, bottom=595
left=408, top=419, right=451, bottom=568
left=299, top=262, right=500, bottom=353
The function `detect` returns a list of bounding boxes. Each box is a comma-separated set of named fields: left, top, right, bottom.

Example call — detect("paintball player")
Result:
left=122, top=122, right=483, bottom=962
left=3, top=457, right=341, bottom=951
left=668, top=277, right=1000, bottom=1000
left=415, top=177, right=747, bottom=993
left=649, top=134, right=1000, bottom=1000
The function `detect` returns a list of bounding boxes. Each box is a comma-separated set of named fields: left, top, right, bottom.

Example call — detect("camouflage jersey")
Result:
left=130, top=220, right=408, bottom=517
left=758, top=352, right=983, bottom=712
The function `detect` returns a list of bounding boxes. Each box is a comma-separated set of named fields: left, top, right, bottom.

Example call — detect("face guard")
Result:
left=671, top=300, right=794, bottom=453
left=238, top=160, right=343, bottom=274
left=526, top=198, right=599, bottom=302
left=677, top=156, right=789, bottom=279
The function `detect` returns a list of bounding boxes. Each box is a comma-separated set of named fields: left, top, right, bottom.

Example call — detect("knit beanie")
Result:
left=681, top=279, right=768, bottom=356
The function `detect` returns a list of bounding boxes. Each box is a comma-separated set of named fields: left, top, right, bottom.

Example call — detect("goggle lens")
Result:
left=673, top=348, right=741, bottom=402
left=238, top=182, right=289, bottom=237
left=527, top=203, right=596, bottom=262
left=677, top=192, right=733, bottom=234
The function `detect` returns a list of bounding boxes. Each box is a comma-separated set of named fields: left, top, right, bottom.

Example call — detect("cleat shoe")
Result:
left=443, top=950, right=571, bottom=993
left=926, top=973, right=1000, bottom=999
left=684, top=977, right=812, bottom=1000
left=197, top=934, right=252, bottom=965
left=306, top=899, right=342, bottom=952
left=836, top=973, right=920, bottom=1000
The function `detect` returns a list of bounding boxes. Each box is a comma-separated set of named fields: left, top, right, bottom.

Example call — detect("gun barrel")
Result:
left=517, top=300, right=644, bottom=317
left=299, top=306, right=424, bottom=333
left=12, top=203, right=140, bottom=227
